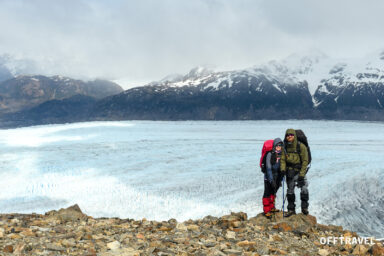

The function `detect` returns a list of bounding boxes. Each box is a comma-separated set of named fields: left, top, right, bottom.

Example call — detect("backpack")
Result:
left=295, top=129, right=312, bottom=168
left=260, top=140, right=274, bottom=173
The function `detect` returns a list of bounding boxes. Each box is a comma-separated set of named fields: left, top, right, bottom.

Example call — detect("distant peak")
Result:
left=51, top=75, right=72, bottom=81
left=14, top=74, right=67, bottom=81
left=160, top=73, right=184, bottom=83
left=15, top=74, right=37, bottom=80
left=184, top=66, right=213, bottom=79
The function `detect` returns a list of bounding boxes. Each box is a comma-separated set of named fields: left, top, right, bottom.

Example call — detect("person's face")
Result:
left=286, top=133, right=295, bottom=142
left=276, top=145, right=282, bottom=151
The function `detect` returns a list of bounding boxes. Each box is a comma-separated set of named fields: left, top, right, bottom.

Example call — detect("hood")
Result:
left=273, top=138, right=283, bottom=148
left=273, top=138, right=283, bottom=153
left=284, top=128, right=297, bottom=149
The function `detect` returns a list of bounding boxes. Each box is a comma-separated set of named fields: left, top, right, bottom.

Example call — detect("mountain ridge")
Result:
left=0, top=75, right=123, bottom=115
left=1, top=50, right=384, bottom=127
left=89, top=50, right=384, bottom=122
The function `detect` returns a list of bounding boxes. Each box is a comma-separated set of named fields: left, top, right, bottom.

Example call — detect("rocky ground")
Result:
left=0, top=205, right=383, bottom=256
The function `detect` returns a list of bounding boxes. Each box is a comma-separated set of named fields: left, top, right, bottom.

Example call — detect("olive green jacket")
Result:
left=280, top=129, right=309, bottom=177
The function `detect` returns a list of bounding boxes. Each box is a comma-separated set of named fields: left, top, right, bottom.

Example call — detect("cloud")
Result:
left=0, top=0, right=383, bottom=88
left=257, top=0, right=384, bottom=57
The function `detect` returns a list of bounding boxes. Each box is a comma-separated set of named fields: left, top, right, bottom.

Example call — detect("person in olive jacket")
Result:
left=280, top=128, right=309, bottom=217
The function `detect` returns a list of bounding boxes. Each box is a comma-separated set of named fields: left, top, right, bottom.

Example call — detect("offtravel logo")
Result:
left=319, top=236, right=376, bottom=245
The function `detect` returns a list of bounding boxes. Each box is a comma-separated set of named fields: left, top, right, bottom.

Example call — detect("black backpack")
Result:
left=295, top=129, right=312, bottom=168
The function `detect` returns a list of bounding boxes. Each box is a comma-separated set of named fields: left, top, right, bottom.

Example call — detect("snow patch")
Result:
left=320, top=85, right=329, bottom=93
left=313, top=98, right=321, bottom=107
left=272, top=83, right=282, bottom=93
left=378, top=99, right=383, bottom=108
left=206, top=75, right=231, bottom=90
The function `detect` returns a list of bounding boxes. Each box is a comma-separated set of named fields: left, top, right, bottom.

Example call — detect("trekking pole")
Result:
left=282, top=175, right=285, bottom=216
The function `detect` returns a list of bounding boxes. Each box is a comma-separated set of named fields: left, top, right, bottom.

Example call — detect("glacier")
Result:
left=0, top=120, right=382, bottom=238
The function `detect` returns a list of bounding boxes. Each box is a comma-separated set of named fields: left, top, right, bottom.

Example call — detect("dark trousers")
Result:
left=263, top=179, right=277, bottom=198
left=286, top=170, right=309, bottom=211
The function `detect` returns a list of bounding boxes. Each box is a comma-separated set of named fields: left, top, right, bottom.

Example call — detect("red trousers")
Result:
left=263, top=194, right=276, bottom=213
left=263, top=179, right=277, bottom=213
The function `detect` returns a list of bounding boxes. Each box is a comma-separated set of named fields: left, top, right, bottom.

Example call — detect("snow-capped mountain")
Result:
left=313, top=51, right=384, bottom=117
left=1, top=50, right=384, bottom=127
left=91, top=63, right=314, bottom=120
left=90, top=49, right=384, bottom=121
left=155, top=50, right=329, bottom=95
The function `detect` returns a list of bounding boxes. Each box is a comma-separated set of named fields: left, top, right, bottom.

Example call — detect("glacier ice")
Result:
left=0, top=120, right=382, bottom=238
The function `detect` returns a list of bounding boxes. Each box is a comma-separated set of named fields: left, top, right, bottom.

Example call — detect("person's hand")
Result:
left=297, top=176, right=305, bottom=188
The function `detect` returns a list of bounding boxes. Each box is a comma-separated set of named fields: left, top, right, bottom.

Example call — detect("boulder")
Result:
left=45, top=204, right=87, bottom=222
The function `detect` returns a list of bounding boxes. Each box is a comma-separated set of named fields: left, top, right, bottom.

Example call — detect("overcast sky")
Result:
left=1, top=0, right=384, bottom=88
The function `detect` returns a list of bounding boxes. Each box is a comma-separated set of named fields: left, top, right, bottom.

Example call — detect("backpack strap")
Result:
left=297, top=142, right=310, bottom=174
left=297, top=141, right=302, bottom=163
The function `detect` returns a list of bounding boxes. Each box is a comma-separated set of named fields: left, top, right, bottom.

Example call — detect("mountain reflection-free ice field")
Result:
left=0, top=120, right=383, bottom=238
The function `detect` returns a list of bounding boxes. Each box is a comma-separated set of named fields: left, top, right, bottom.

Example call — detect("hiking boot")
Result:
left=270, top=208, right=280, bottom=213
left=264, top=212, right=273, bottom=219
left=302, top=208, right=309, bottom=215
left=283, top=210, right=296, bottom=217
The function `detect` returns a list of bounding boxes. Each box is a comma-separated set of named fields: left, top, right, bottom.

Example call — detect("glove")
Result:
left=297, top=176, right=305, bottom=188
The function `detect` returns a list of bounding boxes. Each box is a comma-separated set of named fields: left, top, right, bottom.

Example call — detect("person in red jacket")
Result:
left=263, top=138, right=284, bottom=218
